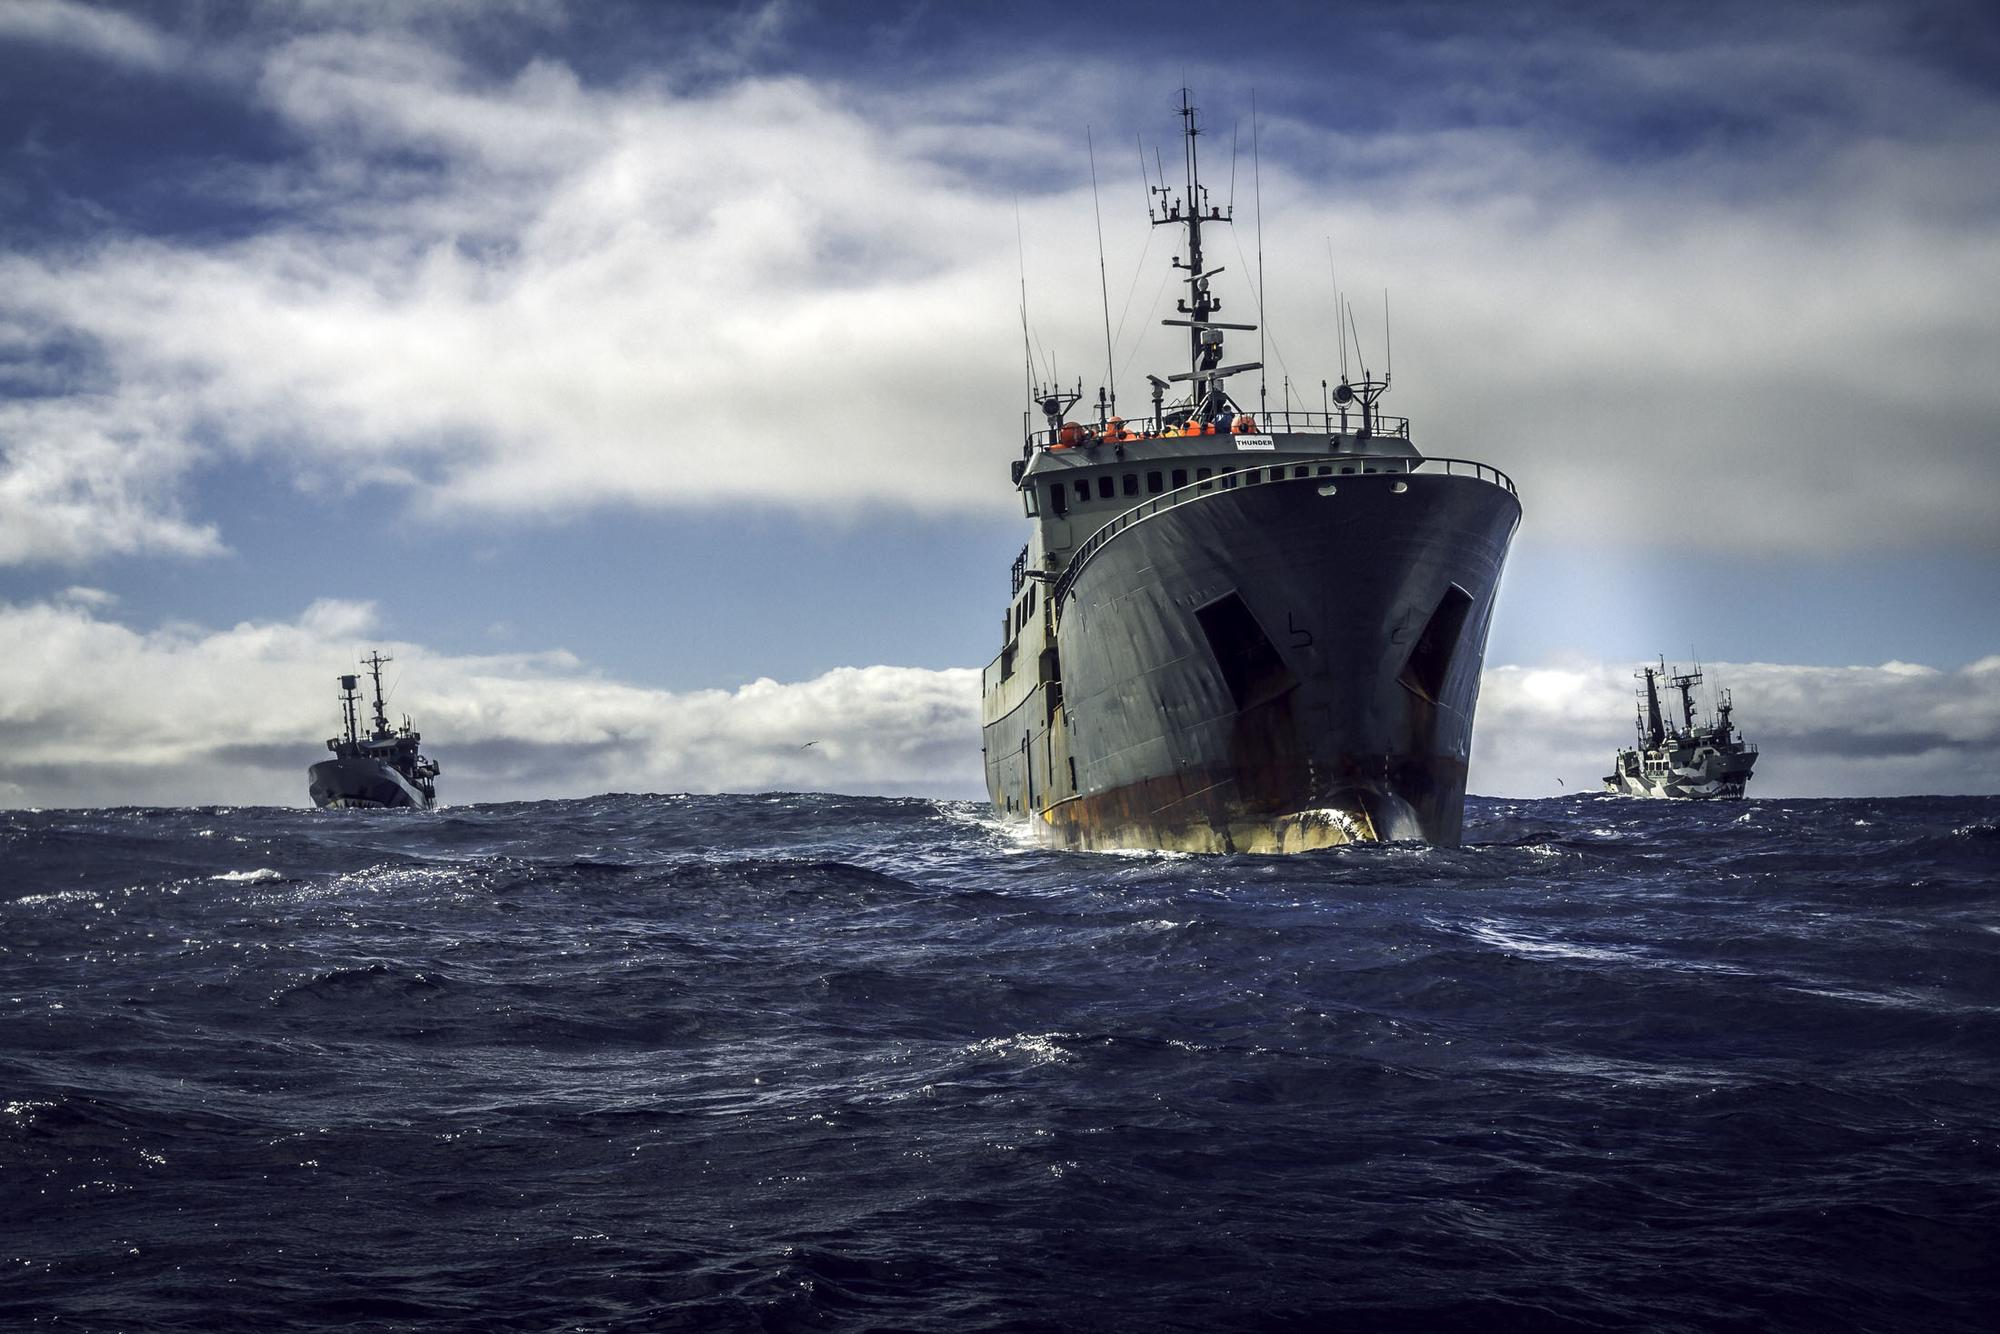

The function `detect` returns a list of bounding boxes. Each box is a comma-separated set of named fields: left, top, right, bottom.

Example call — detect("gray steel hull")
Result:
left=1603, top=751, right=1757, bottom=800
left=986, top=470, right=1519, bottom=851
left=308, top=758, right=432, bottom=810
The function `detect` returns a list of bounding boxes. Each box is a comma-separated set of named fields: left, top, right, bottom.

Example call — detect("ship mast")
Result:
left=338, top=673, right=361, bottom=747
left=1666, top=664, right=1703, bottom=735
left=364, top=651, right=393, bottom=739
left=1154, top=89, right=1259, bottom=419
left=1639, top=662, right=1666, bottom=750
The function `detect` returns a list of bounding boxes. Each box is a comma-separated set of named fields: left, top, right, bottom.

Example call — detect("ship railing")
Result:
left=1050, top=455, right=1516, bottom=613
left=1024, top=408, right=1410, bottom=453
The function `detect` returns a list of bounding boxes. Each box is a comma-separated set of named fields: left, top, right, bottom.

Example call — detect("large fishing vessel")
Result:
left=981, top=92, right=1521, bottom=851
left=1603, top=659, right=1757, bottom=799
left=308, top=652, right=441, bottom=810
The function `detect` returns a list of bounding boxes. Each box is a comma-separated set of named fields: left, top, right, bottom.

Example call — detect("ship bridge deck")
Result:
left=1025, top=407, right=1411, bottom=455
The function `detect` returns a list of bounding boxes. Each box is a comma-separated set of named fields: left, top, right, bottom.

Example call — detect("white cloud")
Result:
left=0, top=595, right=1993, bottom=809
left=3, top=9, right=1996, bottom=564
left=0, top=394, right=223, bottom=563
left=0, top=0, right=183, bottom=72
left=0, top=597, right=981, bottom=808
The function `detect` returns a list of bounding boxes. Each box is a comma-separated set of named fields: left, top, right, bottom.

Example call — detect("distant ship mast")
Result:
left=363, top=651, right=393, bottom=739
left=337, top=672, right=362, bottom=747
left=1666, top=663, right=1703, bottom=735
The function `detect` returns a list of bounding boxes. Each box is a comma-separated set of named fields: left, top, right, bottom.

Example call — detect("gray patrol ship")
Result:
left=1603, top=659, right=1757, bottom=799
left=308, top=652, right=441, bottom=810
left=981, top=91, right=1521, bottom=852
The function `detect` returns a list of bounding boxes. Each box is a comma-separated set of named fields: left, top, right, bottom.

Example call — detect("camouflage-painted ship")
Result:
left=308, top=652, right=441, bottom=810
left=1603, top=659, right=1757, bottom=800
left=980, top=91, right=1520, bottom=852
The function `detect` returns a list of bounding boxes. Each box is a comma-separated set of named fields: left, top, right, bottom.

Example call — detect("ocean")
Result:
left=3, top=793, right=1996, bottom=1332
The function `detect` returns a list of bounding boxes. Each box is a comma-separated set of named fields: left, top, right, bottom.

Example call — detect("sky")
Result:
left=1, top=0, right=1996, bottom=807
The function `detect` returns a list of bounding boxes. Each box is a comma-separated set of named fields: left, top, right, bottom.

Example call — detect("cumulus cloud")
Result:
left=0, top=0, right=184, bottom=72
left=0, top=393, right=223, bottom=562
left=2, top=4, right=1995, bottom=564
left=0, top=594, right=1993, bottom=808
left=0, top=597, right=982, bottom=808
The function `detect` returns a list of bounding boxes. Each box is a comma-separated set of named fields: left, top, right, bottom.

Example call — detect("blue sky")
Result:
left=1, top=0, right=1996, bottom=805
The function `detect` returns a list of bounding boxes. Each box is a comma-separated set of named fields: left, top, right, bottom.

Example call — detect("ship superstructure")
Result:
left=308, top=652, right=441, bottom=810
left=1603, top=659, right=1757, bottom=799
left=980, top=91, right=1521, bottom=851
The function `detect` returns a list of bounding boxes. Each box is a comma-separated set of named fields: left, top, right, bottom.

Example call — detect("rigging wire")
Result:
left=1116, top=260, right=1176, bottom=387
left=1110, top=226, right=1157, bottom=356
left=1230, top=225, right=1297, bottom=408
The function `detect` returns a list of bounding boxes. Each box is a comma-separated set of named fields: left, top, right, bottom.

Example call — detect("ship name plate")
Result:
left=1233, top=435, right=1276, bottom=451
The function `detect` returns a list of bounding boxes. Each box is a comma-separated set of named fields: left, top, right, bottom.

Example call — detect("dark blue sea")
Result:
left=4, top=794, right=1997, bottom=1333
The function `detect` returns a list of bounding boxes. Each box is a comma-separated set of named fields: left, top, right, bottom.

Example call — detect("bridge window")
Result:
left=1146, top=471, right=1163, bottom=494
left=1316, top=466, right=1332, bottom=476
left=1172, top=468, right=1188, bottom=489
left=1048, top=483, right=1068, bottom=515
left=1245, top=469, right=1259, bottom=484
left=1122, top=473, right=1139, bottom=496
left=1097, top=476, right=1114, bottom=500
left=1074, top=479, right=1090, bottom=503
left=1294, top=465, right=1309, bottom=479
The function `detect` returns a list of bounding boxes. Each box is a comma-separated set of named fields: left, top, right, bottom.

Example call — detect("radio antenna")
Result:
left=1383, top=288, right=1392, bottom=382
left=1089, top=127, right=1115, bottom=415
left=1253, top=88, right=1267, bottom=418
left=1328, top=238, right=1347, bottom=381
left=1227, top=119, right=1239, bottom=215
left=1015, top=198, right=1032, bottom=402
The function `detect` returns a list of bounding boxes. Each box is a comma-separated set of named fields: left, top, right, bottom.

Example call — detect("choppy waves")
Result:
left=3, top=793, right=1998, bottom=1332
